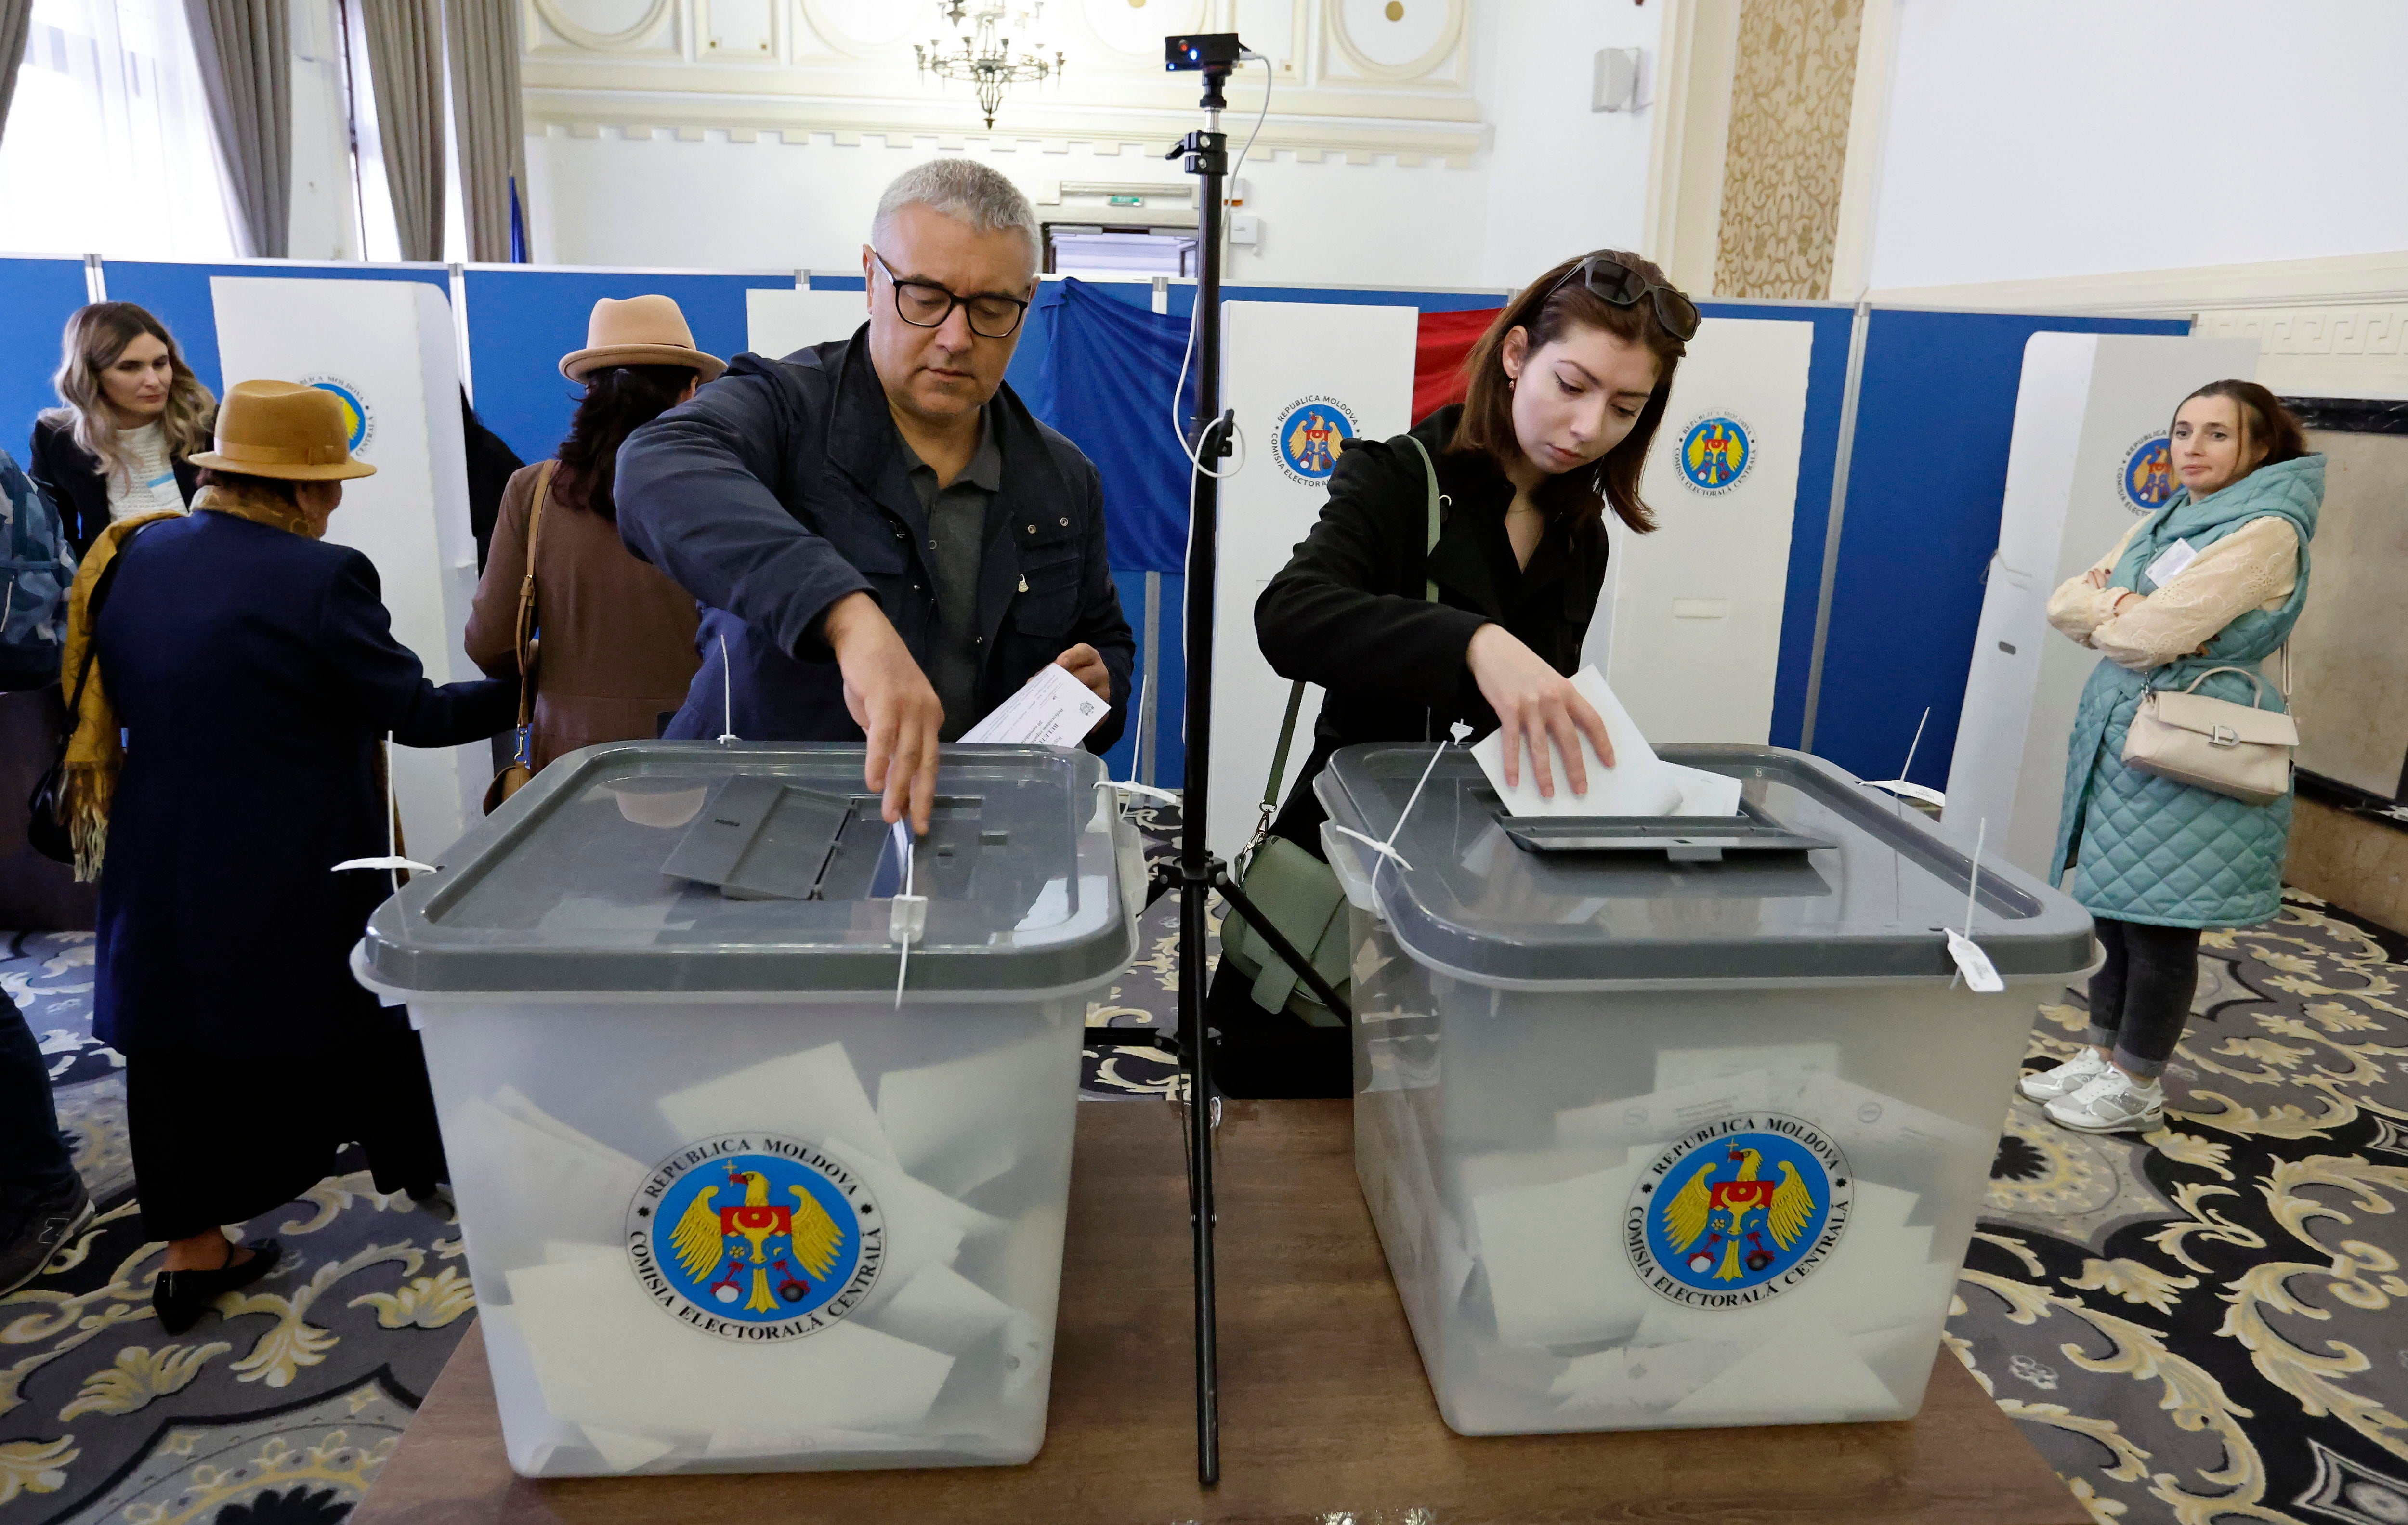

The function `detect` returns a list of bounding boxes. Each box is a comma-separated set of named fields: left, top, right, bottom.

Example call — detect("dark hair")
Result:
left=193, top=467, right=300, bottom=506
left=556, top=364, right=699, bottom=522
left=1450, top=249, right=1689, bottom=534
left=2172, top=380, right=2308, bottom=480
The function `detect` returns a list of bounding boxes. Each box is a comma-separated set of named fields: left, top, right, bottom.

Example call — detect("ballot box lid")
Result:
left=1315, top=743, right=2094, bottom=985
left=359, top=742, right=1135, bottom=995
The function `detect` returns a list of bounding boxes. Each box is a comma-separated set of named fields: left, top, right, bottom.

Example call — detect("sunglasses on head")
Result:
left=1537, top=255, right=1701, bottom=341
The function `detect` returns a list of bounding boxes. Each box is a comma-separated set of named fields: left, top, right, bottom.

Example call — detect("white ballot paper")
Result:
left=960, top=662, right=1108, bottom=746
left=1472, top=666, right=1683, bottom=818
left=1663, top=762, right=1744, bottom=817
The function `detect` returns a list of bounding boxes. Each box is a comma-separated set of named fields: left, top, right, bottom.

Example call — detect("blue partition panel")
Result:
left=0, top=257, right=93, bottom=460
left=462, top=269, right=776, bottom=465
left=1809, top=308, right=2189, bottom=789
left=99, top=260, right=451, bottom=398
left=1073, top=280, right=1509, bottom=321
left=1694, top=300, right=1858, bottom=750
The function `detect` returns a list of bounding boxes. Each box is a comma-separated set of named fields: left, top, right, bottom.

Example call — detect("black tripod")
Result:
left=1161, top=31, right=1355, bottom=1489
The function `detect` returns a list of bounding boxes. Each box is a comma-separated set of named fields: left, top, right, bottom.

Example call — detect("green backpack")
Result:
left=1219, top=434, right=1442, bottom=1026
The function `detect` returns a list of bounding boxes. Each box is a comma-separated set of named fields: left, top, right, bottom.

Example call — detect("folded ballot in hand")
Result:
left=1471, top=666, right=1683, bottom=818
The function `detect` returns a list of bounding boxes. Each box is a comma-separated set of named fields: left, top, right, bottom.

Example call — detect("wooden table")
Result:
left=356, top=1098, right=2084, bottom=1525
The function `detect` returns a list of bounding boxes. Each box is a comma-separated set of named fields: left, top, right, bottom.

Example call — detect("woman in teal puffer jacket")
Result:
left=2019, top=381, right=2318, bottom=1136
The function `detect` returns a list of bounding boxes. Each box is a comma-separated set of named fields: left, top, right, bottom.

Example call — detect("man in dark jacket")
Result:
left=616, top=160, right=1133, bottom=832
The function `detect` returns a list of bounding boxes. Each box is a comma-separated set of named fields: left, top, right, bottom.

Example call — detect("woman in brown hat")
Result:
left=60, top=380, right=514, bottom=1333
left=465, top=295, right=725, bottom=779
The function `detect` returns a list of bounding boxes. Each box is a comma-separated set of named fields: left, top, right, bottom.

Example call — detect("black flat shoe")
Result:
left=153, top=1238, right=281, bottom=1335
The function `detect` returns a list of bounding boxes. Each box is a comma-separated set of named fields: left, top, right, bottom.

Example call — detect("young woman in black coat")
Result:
left=62, top=381, right=514, bottom=1333
left=1217, top=249, right=1697, bottom=1095
left=29, top=303, right=212, bottom=557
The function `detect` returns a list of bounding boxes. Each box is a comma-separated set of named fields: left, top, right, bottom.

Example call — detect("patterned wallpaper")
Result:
left=1713, top=0, right=1865, bottom=300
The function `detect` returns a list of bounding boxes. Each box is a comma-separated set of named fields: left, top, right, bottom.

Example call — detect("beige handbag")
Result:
left=2120, top=658, right=2297, bottom=807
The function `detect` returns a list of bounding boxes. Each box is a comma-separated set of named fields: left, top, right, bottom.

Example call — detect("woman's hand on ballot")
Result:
left=1468, top=623, right=1614, bottom=798
left=825, top=592, right=945, bottom=834
left=1053, top=643, right=1111, bottom=702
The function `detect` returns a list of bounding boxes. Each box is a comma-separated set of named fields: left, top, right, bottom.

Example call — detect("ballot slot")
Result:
left=661, top=779, right=994, bottom=904
left=659, top=777, right=852, bottom=900
left=1495, top=797, right=1837, bottom=863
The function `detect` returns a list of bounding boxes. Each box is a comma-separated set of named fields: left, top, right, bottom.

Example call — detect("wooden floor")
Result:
left=355, top=1097, right=2087, bottom=1525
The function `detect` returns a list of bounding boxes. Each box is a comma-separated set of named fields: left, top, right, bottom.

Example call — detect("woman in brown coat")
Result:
left=467, top=297, right=724, bottom=767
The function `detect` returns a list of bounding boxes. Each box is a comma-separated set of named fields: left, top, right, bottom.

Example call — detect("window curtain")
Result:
left=358, top=0, right=443, bottom=261
left=444, top=0, right=524, bottom=263
left=0, top=0, right=236, bottom=259
left=181, top=0, right=287, bottom=257
left=0, top=0, right=32, bottom=149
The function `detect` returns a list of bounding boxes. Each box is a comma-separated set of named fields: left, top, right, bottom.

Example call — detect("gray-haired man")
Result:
left=617, top=160, right=1133, bottom=831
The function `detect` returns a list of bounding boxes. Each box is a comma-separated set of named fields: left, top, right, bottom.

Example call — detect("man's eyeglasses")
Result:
left=870, top=249, right=1030, bottom=339
left=1538, top=254, right=1701, bottom=341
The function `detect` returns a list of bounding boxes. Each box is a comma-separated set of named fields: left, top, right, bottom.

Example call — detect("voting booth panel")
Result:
left=1584, top=317, right=1815, bottom=745
left=746, top=288, right=876, bottom=358
left=104, top=259, right=452, bottom=401
left=1944, top=334, right=2259, bottom=874
left=1208, top=301, right=1418, bottom=862
left=213, top=276, right=487, bottom=858
left=1807, top=311, right=2193, bottom=792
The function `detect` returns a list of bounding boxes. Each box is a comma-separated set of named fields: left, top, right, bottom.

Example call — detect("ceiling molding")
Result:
left=1323, top=0, right=1466, bottom=84
left=532, top=0, right=679, bottom=54
left=796, top=0, right=923, bottom=59
left=526, top=86, right=1486, bottom=165
left=1868, top=250, right=2408, bottom=316
left=523, top=0, right=1486, bottom=166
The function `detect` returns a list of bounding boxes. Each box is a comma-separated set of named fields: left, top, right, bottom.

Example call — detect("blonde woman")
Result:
left=29, top=303, right=216, bottom=558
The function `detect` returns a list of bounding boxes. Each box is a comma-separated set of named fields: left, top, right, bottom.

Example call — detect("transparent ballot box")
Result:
left=354, top=743, right=1141, bottom=1477
left=1317, top=744, right=2094, bottom=1435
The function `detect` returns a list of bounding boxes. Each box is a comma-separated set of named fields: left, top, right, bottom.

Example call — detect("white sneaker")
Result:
left=2017, top=1048, right=2110, bottom=1103
left=2044, top=1069, right=2164, bottom=1134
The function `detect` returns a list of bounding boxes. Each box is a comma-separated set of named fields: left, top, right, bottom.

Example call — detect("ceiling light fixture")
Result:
left=916, top=3, right=1064, bottom=130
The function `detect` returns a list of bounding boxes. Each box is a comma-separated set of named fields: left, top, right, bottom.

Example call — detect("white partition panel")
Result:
left=746, top=289, right=870, bottom=357
left=1208, top=300, right=1417, bottom=861
left=1944, top=333, right=2258, bottom=876
left=1583, top=316, right=1816, bottom=744
left=213, top=276, right=487, bottom=860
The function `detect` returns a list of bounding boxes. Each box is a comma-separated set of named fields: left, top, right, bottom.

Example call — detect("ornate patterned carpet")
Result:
left=6, top=817, right=2406, bottom=1523
left=1958, top=890, right=2408, bottom=1525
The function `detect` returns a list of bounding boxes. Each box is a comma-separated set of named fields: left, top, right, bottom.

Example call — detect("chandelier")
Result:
left=916, top=3, right=1063, bottom=130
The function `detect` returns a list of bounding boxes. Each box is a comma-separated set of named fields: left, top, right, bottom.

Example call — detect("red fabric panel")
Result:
left=1413, top=307, right=1504, bottom=425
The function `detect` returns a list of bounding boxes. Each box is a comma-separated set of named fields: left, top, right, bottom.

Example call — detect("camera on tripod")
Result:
left=1164, top=33, right=1243, bottom=71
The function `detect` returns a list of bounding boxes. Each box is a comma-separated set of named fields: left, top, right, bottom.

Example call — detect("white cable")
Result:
left=1168, top=53, right=1273, bottom=482
left=717, top=633, right=737, bottom=745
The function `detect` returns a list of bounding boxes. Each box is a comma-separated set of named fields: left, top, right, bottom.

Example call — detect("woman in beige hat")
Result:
left=59, top=380, right=514, bottom=1334
left=465, top=295, right=726, bottom=779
